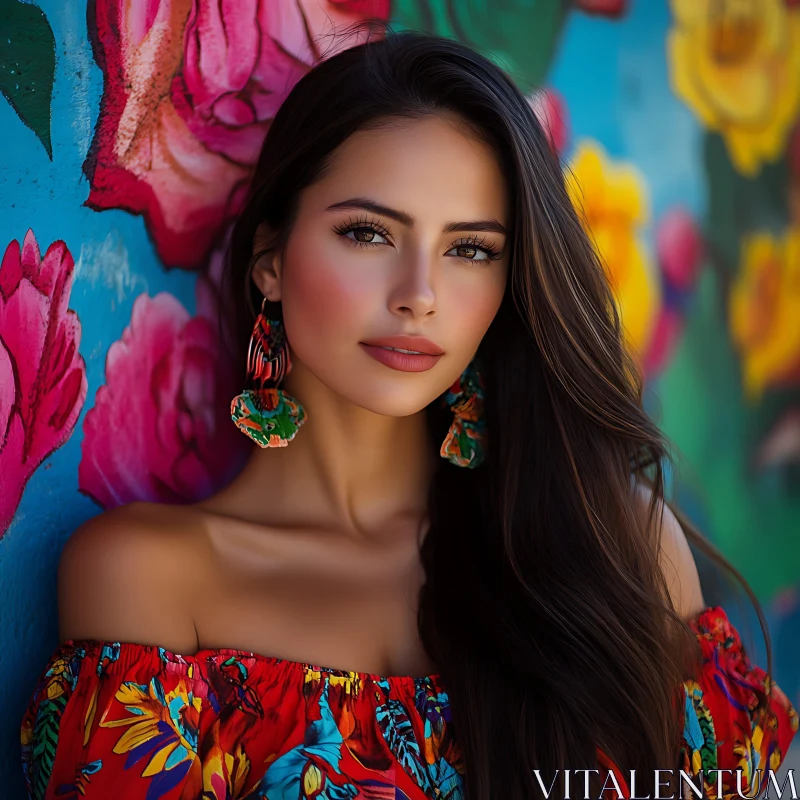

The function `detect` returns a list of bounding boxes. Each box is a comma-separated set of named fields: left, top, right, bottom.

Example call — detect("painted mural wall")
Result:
left=1, top=0, right=798, bottom=794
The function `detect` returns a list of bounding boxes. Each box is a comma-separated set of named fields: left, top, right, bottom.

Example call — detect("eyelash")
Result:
left=332, top=215, right=503, bottom=263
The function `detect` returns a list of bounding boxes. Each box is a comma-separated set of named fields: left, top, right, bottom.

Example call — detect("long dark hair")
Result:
left=221, top=26, right=771, bottom=799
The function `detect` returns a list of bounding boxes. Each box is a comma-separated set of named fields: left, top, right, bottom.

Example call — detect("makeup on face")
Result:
left=269, top=116, right=509, bottom=417
left=328, top=195, right=505, bottom=376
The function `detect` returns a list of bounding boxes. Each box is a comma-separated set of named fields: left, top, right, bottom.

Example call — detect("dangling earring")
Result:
left=230, top=297, right=307, bottom=447
left=439, top=357, right=487, bottom=468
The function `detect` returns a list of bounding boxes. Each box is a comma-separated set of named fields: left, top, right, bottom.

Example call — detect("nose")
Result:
left=388, top=252, right=437, bottom=319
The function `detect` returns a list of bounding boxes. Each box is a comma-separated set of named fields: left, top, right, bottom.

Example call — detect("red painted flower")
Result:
left=656, top=206, right=703, bottom=292
left=643, top=207, right=704, bottom=379
left=78, top=289, right=250, bottom=508
left=574, top=0, right=628, bottom=17
left=529, top=88, right=570, bottom=154
left=84, top=0, right=391, bottom=269
left=0, top=231, right=87, bottom=534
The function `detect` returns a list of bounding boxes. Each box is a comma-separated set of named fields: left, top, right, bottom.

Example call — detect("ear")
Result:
left=250, top=222, right=284, bottom=302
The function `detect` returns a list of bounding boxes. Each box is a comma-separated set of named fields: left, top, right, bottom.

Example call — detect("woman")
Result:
left=20, top=28, right=797, bottom=800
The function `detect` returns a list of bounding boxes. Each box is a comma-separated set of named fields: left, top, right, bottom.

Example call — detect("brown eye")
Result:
left=445, top=236, right=502, bottom=263
left=333, top=218, right=392, bottom=248
left=343, top=226, right=389, bottom=246
left=353, top=228, right=377, bottom=243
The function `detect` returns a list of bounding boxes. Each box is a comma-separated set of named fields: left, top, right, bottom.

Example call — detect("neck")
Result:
left=217, top=361, right=439, bottom=539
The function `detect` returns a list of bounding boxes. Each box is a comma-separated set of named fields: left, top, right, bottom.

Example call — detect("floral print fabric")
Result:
left=21, top=641, right=462, bottom=799
left=21, top=606, right=798, bottom=799
left=681, top=607, right=798, bottom=798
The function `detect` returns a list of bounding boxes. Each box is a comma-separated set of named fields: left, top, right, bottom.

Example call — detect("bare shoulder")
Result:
left=57, top=502, right=210, bottom=652
left=632, top=481, right=706, bottom=621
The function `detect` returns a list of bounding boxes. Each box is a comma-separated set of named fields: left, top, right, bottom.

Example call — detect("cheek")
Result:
left=280, top=237, right=374, bottom=346
left=447, top=270, right=507, bottom=347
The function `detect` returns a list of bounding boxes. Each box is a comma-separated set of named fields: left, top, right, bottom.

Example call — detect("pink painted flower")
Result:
left=84, top=0, right=390, bottom=270
left=642, top=208, right=704, bottom=378
left=529, top=88, right=570, bottom=154
left=0, top=231, right=88, bottom=535
left=574, top=0, right=628, bottom=16
left=78, top=289, right=250, bottom=508
left=656, top=206, right=703, bottom=292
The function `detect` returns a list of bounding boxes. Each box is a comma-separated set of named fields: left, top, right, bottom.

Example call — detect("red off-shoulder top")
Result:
left=20, top=606, right=798, bottom=799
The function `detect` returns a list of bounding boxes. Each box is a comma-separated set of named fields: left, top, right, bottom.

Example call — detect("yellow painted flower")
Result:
left=303, top=668, right=361, bottom=695
left=203, top=730, right=250, bottom=799
left=99, top=677, right=201, bottom=779
left=667, top=0, right=800, bottom=176
left=45, top=677, right=65, bottom=702
left=41, top=657, right=72, bottom=702
left=303, top=763, right=323, bottom=795
left=565, top=140, right=661, bottom=359
left=729, top=226, right=800, bottom=399
left=20, top=720, right=32, bottom=748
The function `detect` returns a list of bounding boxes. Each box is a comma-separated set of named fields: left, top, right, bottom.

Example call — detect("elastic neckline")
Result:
left=62, top=639, right=443, bottom=686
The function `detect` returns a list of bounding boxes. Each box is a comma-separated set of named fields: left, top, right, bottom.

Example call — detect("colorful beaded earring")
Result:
left=230, top=297, right=307, bottom=447
left=439, top=357, right=487, bottom=468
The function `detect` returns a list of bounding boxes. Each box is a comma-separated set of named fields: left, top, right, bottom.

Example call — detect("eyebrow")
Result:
left=326, top=197, right=508, bottom=236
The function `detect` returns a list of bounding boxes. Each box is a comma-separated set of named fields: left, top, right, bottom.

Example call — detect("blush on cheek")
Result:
left=281, top=248, right=374, bottom=349
left=451, top=286, right=505, bottom=346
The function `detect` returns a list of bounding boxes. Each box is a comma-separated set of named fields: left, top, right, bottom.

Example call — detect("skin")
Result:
left=58, top=115, right=705, bottom=678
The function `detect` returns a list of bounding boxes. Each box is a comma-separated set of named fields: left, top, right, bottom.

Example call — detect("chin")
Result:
left=321, top=376, right=438, bottom=419
left=293, top=354, right=445, bottom=418
left=350, top=389, right=436, bottom=419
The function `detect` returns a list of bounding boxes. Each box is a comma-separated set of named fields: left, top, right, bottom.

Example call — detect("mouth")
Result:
left=380, top=346, right=427, bottom=355
left=360, top=335, right=444, bottom=356
left=359, top=343, right=444, bottom=373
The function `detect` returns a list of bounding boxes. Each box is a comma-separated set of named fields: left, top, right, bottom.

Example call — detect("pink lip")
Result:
left=359, top=343, right=443, bottom=372
left=360, top=335, right=444, bottom=355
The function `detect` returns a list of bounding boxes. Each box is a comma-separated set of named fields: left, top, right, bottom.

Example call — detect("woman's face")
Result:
left=253, top=114, right=510, bottom=417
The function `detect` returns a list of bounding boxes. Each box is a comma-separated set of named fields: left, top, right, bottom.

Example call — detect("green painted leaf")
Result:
left=32, top=695, right=66, bottom=800
left=656, top=130, right=800, bottom=601
left=697, top=712, right=717, bottom=771
left=659, top=267, right=800, bottom=599
left=0, top=0, right=55, bottom=159
left=703, top=131, right=791, bottom=283
left=389, top=0, right=570, bottom=90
